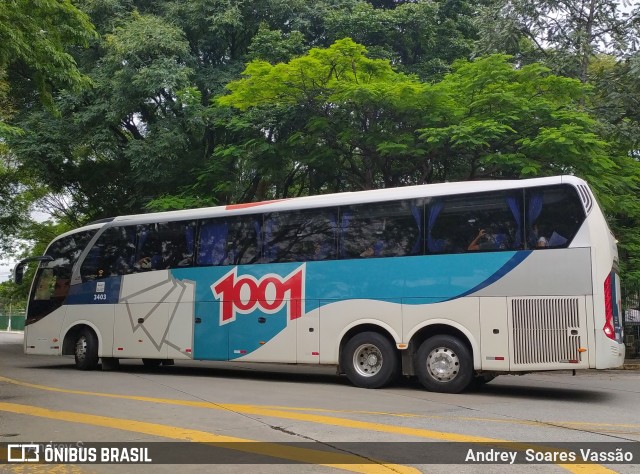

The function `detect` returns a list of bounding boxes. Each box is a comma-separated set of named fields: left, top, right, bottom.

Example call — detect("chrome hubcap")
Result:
left=353, top=344, right=383, bottom=377
left=426, top=346, right=459, bottom=382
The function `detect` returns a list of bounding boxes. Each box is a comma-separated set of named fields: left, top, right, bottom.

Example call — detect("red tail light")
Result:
left=603, top=274, right=615, bottom=340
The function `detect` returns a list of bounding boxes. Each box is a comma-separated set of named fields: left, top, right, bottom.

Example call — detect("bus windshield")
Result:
left=26, top=230, right=98, bottom=325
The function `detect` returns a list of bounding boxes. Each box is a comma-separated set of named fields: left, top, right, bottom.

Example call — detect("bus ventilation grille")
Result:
left=577, top=184, right=593, bottom=214
left=512, top=298, right=581, bottom=365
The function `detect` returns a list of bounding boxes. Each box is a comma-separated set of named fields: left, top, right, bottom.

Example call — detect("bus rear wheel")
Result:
left=342, top=332, right=399, bottom=389
left=74, top=328, right=99, bottom=371
left=414, top=335, right=473, bottom=393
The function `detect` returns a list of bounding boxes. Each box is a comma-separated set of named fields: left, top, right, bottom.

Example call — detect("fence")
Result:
left=0, top=312, right=26, bottom=331
left=623, top=285, right=640, bottom=359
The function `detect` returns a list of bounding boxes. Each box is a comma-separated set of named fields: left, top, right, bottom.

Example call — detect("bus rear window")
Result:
left=525, top=185, right=585, bottom=249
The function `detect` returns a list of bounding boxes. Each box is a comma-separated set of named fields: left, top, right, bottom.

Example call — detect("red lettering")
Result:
left=211, top=265, right=305, bottom=325
left=212, top=272, right=236, bottom=323
left=258, top=277, right=285, bottom=311
left=234, top=278, right=259, bottom=311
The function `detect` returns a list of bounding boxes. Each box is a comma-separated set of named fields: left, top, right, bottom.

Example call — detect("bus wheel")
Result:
left=342, top=332, right=399, bottom=389
left=74, top=328, right=99, bottom=371
left=142, top=359, right=162, bottom=368
left=414, top=335, right=473, bottom=393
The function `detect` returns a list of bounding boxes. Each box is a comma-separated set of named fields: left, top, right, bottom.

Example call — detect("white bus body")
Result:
left=18, top=175, right=624, bottom=392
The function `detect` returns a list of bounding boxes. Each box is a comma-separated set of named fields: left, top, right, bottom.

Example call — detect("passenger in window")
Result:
left=162, top=239, right=191, bottom=268
left=134, top=256, right=153, bottom=271
left=468, top=229, right=488, bottom=251
left=529, top=224, right=548, bottom=248
left=468, top=227, right=508, bottom=251
left=529, top=224, right=568, bottom=249
left=360, top=240, right=384, bottom=257
left=309, top=242, right=331, bottom=261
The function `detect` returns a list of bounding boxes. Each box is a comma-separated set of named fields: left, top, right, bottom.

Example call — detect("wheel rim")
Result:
left=426, top=346, right=459, bottom=382
left=352, top=343, right=383, bottom=377
left=75, top=336, right=87, bottom=362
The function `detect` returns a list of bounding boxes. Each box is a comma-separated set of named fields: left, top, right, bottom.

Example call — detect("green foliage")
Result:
left=146, top=194, right=217, bottom=212
left=2, top=0, right=640, bottom=286
left=416, top=55, right=618, bottom=180
left=474, top=0, right=640, bottom=81
left=0, top=0, right=96, bottom=107
left=324, top=0, right=476, bottom=80
left=247, top=25, right=307, bottom=64
left=218, top=38, right=431, bottom=192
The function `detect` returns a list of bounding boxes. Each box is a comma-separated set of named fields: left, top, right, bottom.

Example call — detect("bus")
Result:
left=14, top=175, right=625, bottom=393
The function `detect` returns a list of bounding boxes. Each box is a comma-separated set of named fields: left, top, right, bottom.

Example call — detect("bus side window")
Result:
left=428, top=191, right=522, bottom=254
left=80, top=226, right=136, bottom=280
left=135, top=225, right=162, bottom=271
left=338, top=200, right=421, bottom=259
left=197, top=216, right=260, bottom=266
left=263, top=209, right=337, bottom=263
left=197, top=221, right=229, bottom=266
left=133, top=221, right=195, bottom=271
left=162, top=222, right=195, bottom=268
left=525, top=185, right=585, bottom=249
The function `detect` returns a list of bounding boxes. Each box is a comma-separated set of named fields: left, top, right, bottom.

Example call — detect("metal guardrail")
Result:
left=623, top=286, right=640, bottom=359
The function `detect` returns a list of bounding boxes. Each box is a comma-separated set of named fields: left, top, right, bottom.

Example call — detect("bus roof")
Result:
left=111, top=175, right=587, bottom=225
left=59, top=175, right=589, bottom=232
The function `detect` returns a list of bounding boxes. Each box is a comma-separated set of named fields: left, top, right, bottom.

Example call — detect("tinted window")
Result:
left=525, top=185, right=585, bottom=249
left=27, top=229, right=98, bottom=324
left=80, top=226, right=137, bottom=280
left=134, top=221, right=195, bottom=271
left=339, top=200, right=422, bottom=259
left=46, top=230, right=97, bottom=269
left=38, top=230, right=98, bottom=296
left=197, top=215, right=260, bottom=266
left=263, top=209, right=337, bottom=263
left=427, top=191, right=523, bottom=253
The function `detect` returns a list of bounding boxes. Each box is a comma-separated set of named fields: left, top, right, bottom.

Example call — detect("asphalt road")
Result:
left=1, top=331, right=639, bottom=474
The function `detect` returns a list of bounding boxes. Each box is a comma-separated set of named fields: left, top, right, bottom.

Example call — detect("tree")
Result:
left=323, top=0, right=476, bottom=80
left=417, top=55, right=618, bottom=179
left=588, top=53, right=640, bottom=284
left=0, top=0, right=96, bottom=108
left=0, top=0, right=97, bottom=263
left=474, top=0, right=640, bottom=82
left=216, top=38, right=432, bottom=196
left=217, top=42, right=640, bottom=193
left=9, top=10, right=198, bottom=221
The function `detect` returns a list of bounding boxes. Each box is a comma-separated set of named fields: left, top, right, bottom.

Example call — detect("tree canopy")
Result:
left=2, top=0, right=640, bottom=292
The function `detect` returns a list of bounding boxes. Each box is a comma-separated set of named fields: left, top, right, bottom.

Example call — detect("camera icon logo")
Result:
left=7, top=444, right=40, bottom=462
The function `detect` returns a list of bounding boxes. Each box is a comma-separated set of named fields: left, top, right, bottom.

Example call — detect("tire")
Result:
left=142, top=359, right=162, bottom=367
left=74, top=328, right=99, bottom=371
left=414, top=335, right=473, bottom=393
left=342, top=332, right=399, bottom=389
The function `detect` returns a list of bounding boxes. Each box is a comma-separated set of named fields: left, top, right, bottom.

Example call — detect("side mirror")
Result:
left=13, top=256, right=54, bottom=285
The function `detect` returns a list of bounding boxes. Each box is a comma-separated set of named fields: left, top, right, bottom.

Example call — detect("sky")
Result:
left=0, top=261, right=12, bottom=283
left=1, top=210, right=51, bottom=283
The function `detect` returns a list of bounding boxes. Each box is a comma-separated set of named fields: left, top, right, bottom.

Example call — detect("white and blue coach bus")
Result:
left=15, top=175, right=625, bottom=393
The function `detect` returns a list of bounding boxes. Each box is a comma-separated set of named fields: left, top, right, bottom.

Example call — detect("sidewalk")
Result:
left=623, top=359, right=640, bottom=370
